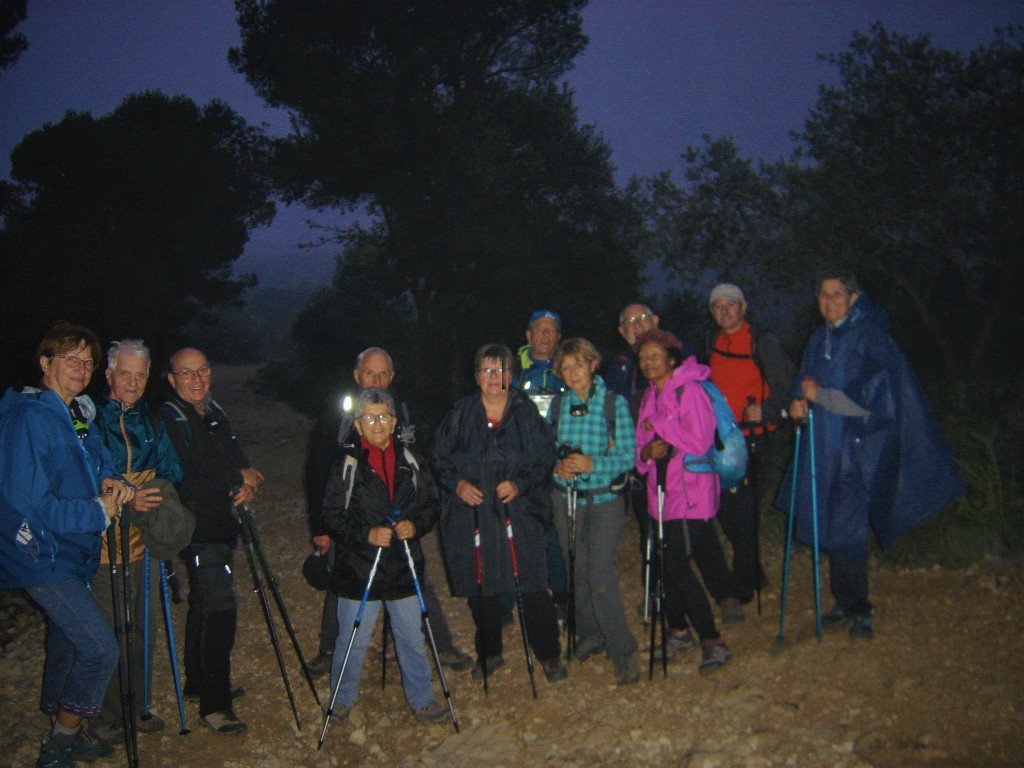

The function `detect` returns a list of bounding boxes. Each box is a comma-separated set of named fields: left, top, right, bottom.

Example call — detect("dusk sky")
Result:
left=2, top=1, right=1020, bottom=287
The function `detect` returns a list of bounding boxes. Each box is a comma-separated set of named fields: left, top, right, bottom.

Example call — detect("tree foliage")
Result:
left=638, top=24, right=1024, bottom=383
left=0, top=0, right=27, bottom=70
left=0, top=91, right=275, bottom=387
left=231, top=0, right=642, bottom=418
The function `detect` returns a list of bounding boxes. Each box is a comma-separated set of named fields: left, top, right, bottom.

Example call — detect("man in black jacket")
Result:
left=304, top=347, right=471, bottom=676
left=160, top=347, right=264, bottom=735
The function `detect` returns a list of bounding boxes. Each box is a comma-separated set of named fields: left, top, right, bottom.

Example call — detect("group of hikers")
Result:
left=0, top=266, right=963, bottom=767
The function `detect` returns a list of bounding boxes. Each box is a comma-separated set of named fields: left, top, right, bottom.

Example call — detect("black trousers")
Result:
left=468, top=592, right=561, bottom=663
left=658, top=519, right=719, bottom=641
left=182, top=541, right=237, bottom=717
left=829, top=553, right=871, bottom=616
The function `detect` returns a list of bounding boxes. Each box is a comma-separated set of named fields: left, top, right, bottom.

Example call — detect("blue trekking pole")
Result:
left=158, top=559, right=189, bottom=734
left=777, top=421, right=802, bottom=643
left=393, top=510, right=459, bottom=732
left=808, top=409, right=823, bottom=642
left=318, top=547, right=383, bottom=750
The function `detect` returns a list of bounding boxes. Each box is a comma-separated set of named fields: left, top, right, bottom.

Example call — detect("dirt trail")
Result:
left=2, top=365, right=1022, bottom=767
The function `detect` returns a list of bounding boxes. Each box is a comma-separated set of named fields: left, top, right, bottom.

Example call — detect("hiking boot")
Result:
left=821, top=605, right=849, bottom=630
left=436, top=645, right=474, bottom=671
left=306, top=651, right=333, bottom=678
left=848, top=613, right=874, bottom=640
left=541, top=658, right=568, bottom=683
left=412, top=701, right=449, bottom=723
left=36, top=734, right=75, bottom=768
left=720, top=597, right=746, bottom=625
left=69, top=724, right=113, bottom=762
left=202, top=709, right=247, bottom=735
left=698, top=639, right=733, bottom=674
left=574, top=636, right=605, bottom=663
left=613, top=654, right=640, bottom=685
left=651, top=627, right=696, bottom=661
left=471, top=654, right=505, bottom=680
left=98, top=713, right=165, bottom=736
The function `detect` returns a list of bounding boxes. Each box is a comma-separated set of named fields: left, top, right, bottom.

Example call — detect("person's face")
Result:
left=558, top=354, right=597, bottom=397
left=106, top=353, right=149, bottom=407
left=525, top=317, right=560, bottom=360
left=41, top=340, right=95, bottom=404
left=817, top=279, right=859, bottom=326
left=354, top=351, right=394, bottom=390
left=354, top=402, right=396, bottom=450
left=637, top=341, right=675, bottom=387
left=710, top=299, right=746, bottom=334
left=475, top=356, right=510, bottom=397
left=167, top=349, right=212, bottom=410
left=618, top=304, right=658, bottom=346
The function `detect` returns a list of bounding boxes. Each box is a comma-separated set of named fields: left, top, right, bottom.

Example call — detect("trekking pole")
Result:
left=106, top=510, right=139, bottom=767
left=393, top=511, right=460, bottom=732
left=238, top=504, right=322, bottom=708
left=808, top=408, right=822, bottom=642
left=318, top=547, right=383, bottom=750
left=473, top=505, right=489, bottom=695
left=648, top=456, right=670, bottom=680
left=745, top=396, right=765, bottom=616
left=564, top=478, right=577, bottom=661
left=158, top=559, right=189, bottom=734
left=237, top=506, right=301, bottom=729
left=119, top=508, right=140, bottom=767
left=777, top=420, right=802, bottom=643
left=502, top=502, right=538, bottom=698
left=140, top=550, right=151, bottom=726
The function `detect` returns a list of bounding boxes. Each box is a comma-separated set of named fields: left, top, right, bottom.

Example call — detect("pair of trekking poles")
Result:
left=105, top=508, right=189, bottom=768
left=318, top=509, right=459, bottom=750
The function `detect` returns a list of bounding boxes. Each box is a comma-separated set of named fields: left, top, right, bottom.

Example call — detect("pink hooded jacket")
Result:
left=634, top=356, right=720, bottom=521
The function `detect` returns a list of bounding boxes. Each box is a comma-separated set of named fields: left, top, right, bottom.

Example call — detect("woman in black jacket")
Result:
left=431, top=343, right=566, bottom=683
left=320, top=388, right=447, bottom=723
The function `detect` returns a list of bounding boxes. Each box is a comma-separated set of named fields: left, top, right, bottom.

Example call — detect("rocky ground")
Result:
left=2, top=365, right=1022, bottom=767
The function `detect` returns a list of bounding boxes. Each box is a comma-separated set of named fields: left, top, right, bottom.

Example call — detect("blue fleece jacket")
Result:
left=0, top=387, right=117, bottom=589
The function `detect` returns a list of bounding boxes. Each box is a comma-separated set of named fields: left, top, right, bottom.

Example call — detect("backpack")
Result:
left=677, top=380, right=748, bottom=490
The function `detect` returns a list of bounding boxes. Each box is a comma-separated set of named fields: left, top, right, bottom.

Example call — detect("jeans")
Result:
left=552, top=492, right=637, bottom=659
left=330, top=595, right=435, bottom=710
left=25, top=579, right=120, bottom=719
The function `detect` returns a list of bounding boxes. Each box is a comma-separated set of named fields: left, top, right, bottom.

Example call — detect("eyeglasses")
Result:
left=622, top=313, right=652, bottom=326
left=52, top=354, right=97, bottom=371
left=359, top=412, right=395, bottom=425
left=171, top=367, right=212, bottom=379
left=478, top=367, right=505, bottom=376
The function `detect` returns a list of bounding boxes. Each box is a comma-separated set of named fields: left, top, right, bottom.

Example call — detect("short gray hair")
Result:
left=618, top=303, right=654, bottom=325
left=107, top=339, right=151, bottom=372
left=355, top=346, right=394, bottom=372
left=354, top=387, right=395, bottom=417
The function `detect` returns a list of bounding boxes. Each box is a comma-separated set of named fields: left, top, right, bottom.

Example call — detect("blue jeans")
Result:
left=329, top=595, right=434, bottom=710
left=25, top=579, right=120, bottom=719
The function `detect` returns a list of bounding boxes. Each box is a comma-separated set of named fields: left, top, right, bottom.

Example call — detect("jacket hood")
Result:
left=668, top=356, right=711, bottom=387
left=844, top=292, right=888, bottom=331
left=1, top=387, right=96, bottom=422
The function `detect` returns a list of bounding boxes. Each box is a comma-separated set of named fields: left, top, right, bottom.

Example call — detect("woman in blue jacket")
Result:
left=0, top=323, right=134, bottom=767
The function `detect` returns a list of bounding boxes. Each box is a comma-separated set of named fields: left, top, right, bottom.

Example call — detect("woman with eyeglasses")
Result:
left=548, top=337, right=639, bottom=684
left=430, top=343, right=567, bottom=684
left=318, top=387, right=448, bottom=723
left=0, top=323, right=135, bottom=766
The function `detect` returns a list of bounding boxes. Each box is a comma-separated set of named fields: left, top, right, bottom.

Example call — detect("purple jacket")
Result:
left=635, top=357, right=720, bottom=521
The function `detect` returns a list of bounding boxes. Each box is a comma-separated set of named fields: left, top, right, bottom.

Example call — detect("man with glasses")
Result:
left=513, top=310, right=565, bottom=417
left=159, top=347, right=264, bottom=735
left=304, top=347, right=472, bottom=677
left=605, top=303, right=659, bottom=401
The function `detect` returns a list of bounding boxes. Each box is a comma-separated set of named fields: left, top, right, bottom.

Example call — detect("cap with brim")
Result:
left=528, top=310, right=561, bottom=331
left=131, top=478, right=196, bottom=559
left=708, top=283, right=745, bottom=308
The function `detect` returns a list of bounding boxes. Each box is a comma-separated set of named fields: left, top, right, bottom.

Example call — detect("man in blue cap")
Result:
left=512, top=310, right=568, bottom=621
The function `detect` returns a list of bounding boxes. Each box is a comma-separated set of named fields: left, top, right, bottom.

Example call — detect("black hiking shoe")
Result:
left=471, top=654, right=505, bottom=680
left=821, top=605, right=849, bottom=629
left=848, top=613, right=874, bottom=640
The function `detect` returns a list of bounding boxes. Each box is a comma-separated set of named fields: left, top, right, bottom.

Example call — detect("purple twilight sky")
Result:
left=1, top=1, right=1020, bottom=287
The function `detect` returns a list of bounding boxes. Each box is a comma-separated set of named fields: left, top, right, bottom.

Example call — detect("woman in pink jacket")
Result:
left=634, top=328, right=732, bottom=673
